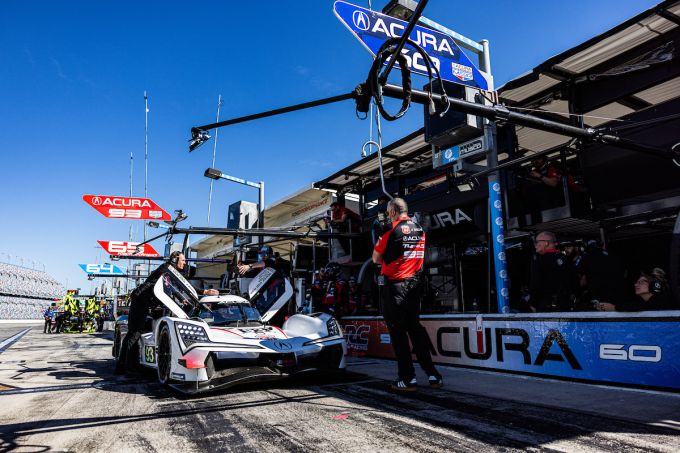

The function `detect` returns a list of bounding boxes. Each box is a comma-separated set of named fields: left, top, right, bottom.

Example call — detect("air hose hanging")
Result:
left=358, top=37, right=450, bottom=121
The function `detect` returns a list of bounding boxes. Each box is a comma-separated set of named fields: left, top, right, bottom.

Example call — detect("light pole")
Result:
left=204, top=167, right=265, bottom=245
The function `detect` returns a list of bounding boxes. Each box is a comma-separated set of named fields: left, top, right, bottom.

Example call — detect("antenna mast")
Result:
left=207, top=94, right=223, bottom=225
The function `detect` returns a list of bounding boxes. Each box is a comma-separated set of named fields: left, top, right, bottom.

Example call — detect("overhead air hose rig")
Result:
left=188, top=1, right=680, bottom=167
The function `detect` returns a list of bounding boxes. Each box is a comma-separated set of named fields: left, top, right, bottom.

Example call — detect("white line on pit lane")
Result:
left=0, top=328, right=32, bottom=354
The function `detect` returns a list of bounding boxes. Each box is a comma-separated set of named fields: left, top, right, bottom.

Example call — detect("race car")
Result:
left=62, top=300, right=98, bottom=333
left=113, top=266, right=346, bottom=394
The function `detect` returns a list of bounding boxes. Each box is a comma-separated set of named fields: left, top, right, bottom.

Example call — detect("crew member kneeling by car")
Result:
left=115, top=251, right=218, bottom=374
left=372, top=197, right=442, bottom=392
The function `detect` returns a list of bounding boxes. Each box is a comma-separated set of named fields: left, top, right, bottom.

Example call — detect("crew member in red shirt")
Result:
left=372, top=197, right=442, bottom=392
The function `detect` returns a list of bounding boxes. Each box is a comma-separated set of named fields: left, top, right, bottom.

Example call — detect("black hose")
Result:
left=366, top=37, right=448, bottom=122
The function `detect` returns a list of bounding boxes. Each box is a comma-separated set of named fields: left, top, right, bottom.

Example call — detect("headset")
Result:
left=169, top=250, right=182, bottom=265
left=649, top=275, right=664, bottom=294
left=640, top=269, right=666, bottom=294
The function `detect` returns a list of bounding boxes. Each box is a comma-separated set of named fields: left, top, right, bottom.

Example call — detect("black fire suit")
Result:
left=116, top=262, right=175, bottom=373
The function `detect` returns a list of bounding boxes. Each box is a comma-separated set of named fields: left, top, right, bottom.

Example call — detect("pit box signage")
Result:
left=83, top=195, right=171, bottom=221
left=341, top=313, right=680, bottom=391
left=97, top=240, right=161, bottom=258
left=433, top=136, right=488, bottom=169
left=334, top=1, right=489, bottom=90
left=79, top=263, right=125, bottom=275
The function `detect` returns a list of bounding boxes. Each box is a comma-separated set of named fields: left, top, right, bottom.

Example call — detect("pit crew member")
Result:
left=372, top=197, right=442, bottom=392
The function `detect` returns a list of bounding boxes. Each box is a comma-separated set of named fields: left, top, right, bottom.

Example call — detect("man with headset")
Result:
left=596, top=268, right=673, bottom=311
left=115, top=251, right=218, bottom=374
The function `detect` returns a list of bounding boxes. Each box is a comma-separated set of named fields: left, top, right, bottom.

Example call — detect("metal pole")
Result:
left=207, top=94, right=222, bottom=225
left=259, top=181, right=265, bottom=246
left=144, top=91, right=149, bottom=242
left=128, top=150, right=133, bottom=297
left=479, top=39, right=509, bottom=314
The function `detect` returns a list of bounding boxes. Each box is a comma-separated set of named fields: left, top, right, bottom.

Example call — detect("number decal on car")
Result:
left=145, top=345, right=156, bottom=363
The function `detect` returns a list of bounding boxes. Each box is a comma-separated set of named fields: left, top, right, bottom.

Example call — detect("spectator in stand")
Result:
left=529, top=231, right=575, bottom=312
left=597, top=268, right=674, bottom=312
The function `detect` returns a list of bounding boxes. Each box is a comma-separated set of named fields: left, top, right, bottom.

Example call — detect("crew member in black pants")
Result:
left=115, top=251, right=217, bottom=374
left=372, top=197, right=442, bottom=392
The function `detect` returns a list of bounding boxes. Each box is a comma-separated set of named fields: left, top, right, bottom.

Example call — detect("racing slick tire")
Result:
left=157, top=324, right=172, bottom=386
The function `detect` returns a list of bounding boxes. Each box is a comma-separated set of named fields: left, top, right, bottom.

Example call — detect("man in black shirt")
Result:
left=237, top=246, right=287, bottom=276
left=529, top=231, right=575, bottom=312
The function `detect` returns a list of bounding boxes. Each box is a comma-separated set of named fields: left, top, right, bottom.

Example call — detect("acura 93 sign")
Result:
left=83, top=195, right=171, bottom=221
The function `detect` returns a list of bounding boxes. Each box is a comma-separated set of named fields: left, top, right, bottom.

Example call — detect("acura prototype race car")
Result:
left=113, top=266, right=347, bottom=394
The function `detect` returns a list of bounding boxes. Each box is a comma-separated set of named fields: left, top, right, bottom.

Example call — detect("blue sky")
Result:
left=0, top=0, right=661, bottom=292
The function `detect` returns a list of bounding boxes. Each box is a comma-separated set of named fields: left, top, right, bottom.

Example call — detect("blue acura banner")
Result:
left=333, top=1, right=489, bottom=90
left=341, top=313, right=680, bottom=390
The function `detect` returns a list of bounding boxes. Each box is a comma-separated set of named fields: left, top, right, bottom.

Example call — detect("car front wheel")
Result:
left=157, top=325, right=172, bottom=385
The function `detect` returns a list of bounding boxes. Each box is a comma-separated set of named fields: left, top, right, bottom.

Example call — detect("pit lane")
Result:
left=1, top=327, right=679, bottom=452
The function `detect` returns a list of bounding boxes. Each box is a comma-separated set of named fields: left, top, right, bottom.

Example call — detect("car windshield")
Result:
left=199, top=302, right=262, bottom=326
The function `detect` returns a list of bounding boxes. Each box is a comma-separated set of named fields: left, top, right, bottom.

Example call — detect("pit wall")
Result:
left=340, top=312, right=680, bottom=391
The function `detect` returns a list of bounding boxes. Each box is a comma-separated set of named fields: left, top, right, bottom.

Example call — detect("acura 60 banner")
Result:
left=340, top=313, right=680, bottom=390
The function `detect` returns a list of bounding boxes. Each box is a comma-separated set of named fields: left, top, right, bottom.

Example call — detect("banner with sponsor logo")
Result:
left=97, top=240, right=161, bottom=258
left=333, top=1, right=489, bottom=90
left=341, top=313, right=680, bottom=390
left=83, top=195, right=171, bottom=220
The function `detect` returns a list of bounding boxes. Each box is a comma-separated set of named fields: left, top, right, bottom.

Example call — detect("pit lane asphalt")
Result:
left=1, top=327, right=679, bottom=452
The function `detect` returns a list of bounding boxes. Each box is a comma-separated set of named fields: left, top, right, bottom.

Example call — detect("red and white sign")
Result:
left=83, top=195, right=171, bottom=220
left=98, top=240, right=161, bottom=258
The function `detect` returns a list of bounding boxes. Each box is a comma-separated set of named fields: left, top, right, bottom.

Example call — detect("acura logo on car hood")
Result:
left=274, top=341, right=292, bottom=350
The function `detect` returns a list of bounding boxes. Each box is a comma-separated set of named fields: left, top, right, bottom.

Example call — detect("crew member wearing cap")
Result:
left=237, top=245, right=286, bottom=276
left=372, top=197, right=442, bottom=392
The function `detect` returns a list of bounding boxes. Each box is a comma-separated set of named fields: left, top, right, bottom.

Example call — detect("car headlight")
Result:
left=326, top=318, right=342, bottom=337
left=176, top=322, right=210, bottom=347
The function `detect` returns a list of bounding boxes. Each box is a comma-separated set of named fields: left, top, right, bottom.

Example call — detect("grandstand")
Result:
left=0, top=261, right=65, bottom=320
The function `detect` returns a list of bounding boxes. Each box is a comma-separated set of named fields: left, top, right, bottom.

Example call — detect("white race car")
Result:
left=113, top=266, right=346, bottom=394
